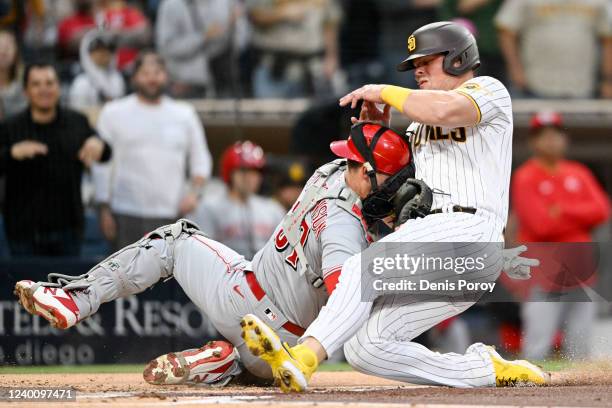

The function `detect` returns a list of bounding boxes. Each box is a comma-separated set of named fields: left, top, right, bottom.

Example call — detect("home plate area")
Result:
left=3, top=365, right=612, bottom=408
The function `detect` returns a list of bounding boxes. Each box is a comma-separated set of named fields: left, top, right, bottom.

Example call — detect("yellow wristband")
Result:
left=381, top=85, right=412, bottom=112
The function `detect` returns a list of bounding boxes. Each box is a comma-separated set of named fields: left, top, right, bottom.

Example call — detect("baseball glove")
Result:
left=393, top=179, right=433, bottom=226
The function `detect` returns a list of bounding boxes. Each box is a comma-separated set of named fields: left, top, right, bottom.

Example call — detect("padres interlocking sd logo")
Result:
left=407, top=35, right=416, bottom=52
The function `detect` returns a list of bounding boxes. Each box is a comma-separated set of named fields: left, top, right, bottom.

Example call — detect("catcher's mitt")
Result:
left=393, top=179, right=433, bottom=226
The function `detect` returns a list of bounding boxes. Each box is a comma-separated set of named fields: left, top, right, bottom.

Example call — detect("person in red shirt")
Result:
left=98, top=0, right=150, bottom=71
left=57, top=0, right=97, bottom=60
left=511, top=111, right=610, bottom=360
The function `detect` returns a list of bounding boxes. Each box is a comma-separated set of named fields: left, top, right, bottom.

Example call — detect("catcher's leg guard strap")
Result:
left=141, top=218, right=205, bottom=275
left=64, top=239, right=175, bottom=317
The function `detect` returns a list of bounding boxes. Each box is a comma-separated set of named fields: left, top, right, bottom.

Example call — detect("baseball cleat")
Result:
left=487, top=346, right=550, bottom=386
left=143, top=340, right=241, bottom=386
left=14, top=280, right=80, bottom=329
left=240, top=313, right=318, bottom=393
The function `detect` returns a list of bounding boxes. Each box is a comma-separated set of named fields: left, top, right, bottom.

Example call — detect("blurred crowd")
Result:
left=0, top=0, right=611, bottom=362
left=0, top=54, right=311, bottom=258
left=0, top=0, right=609, bottom=112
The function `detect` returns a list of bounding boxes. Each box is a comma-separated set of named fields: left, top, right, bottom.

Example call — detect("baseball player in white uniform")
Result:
left=14, top=123, right=415, bottom=385
left=239, top=21, right=549, bottom=392
left=193, top=141, right=285, bottom=259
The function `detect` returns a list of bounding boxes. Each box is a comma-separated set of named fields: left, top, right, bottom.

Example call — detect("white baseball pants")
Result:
left=303, top=212, right=503, bottom=387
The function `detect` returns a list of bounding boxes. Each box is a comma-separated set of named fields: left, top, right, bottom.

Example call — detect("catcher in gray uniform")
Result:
left=15, top=123, right=428, bottom=386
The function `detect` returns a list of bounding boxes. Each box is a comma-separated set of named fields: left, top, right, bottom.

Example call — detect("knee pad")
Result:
left=143, top=218, right=204, bottom=243
left=141, top=218, right=206, bottom=273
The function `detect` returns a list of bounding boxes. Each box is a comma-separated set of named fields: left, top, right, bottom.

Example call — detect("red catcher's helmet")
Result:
left=329, top=123, right=412, bottom=175
left=220, top=141, right=266, bottom=183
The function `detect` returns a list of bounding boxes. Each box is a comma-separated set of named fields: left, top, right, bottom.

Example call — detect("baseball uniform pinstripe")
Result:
left=302, top=76, right=512, bottom=387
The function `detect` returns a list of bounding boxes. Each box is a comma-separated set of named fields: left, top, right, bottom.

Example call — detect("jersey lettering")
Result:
left=311, top=200, right=328, bottom=239
left=274, top=219, right=311, bottom=270
left=412, top=126, right=466, bottom=148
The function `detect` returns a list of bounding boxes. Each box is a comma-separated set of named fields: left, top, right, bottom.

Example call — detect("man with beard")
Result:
left=0, top=62, right=111, bottom=256
left=92, top=51, right=212, bottom=250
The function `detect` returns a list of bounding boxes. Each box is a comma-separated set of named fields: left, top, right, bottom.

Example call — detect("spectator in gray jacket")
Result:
left=69, top=30, right=126, bottom=112
left=156, top=0, right=248, bottom=98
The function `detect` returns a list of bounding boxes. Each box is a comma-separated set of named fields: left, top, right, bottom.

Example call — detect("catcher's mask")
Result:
left=336, top=123, right=416, bottom=227
left=361, top=164, right=415, bottom=228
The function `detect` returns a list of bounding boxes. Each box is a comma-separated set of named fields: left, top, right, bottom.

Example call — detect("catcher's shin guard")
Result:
left=240, top=314, right=318, bottom=392
left=143, top=341, right=242, bottom=386
left=14, top=280, right=81, bottom=329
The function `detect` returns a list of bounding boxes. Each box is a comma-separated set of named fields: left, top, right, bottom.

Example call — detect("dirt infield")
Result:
left=3, top=363, right=612, bottom=407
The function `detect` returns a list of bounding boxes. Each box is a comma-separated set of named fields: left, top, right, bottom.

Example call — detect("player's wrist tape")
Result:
left=381, top=85, right=412, bottom=112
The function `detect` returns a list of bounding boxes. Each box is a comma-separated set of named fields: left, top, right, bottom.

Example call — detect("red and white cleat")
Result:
left=143, top=340, right=241, bottom=386
left=14, top=280, right=80, bottom=329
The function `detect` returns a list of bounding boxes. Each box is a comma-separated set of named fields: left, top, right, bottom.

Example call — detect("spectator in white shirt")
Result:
left=93, top=51, right=212, bottom=249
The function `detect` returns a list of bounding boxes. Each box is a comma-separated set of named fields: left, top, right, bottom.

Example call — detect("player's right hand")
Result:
left=10, top=140, right=48, bottom=160
left=339, top=84, right=387, bottom=109
left=350, top=101, right=391, bottom=127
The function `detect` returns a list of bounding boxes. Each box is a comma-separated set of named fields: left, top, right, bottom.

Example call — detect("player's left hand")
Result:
left=393, top=179, right=433, bottom=227
left=502, top=245, right=540, bottom=280
left=339, top=84, right=387, bottom=109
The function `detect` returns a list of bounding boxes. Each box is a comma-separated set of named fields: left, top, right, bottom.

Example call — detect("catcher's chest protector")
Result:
left=279, top=160, right=364, bottom=287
